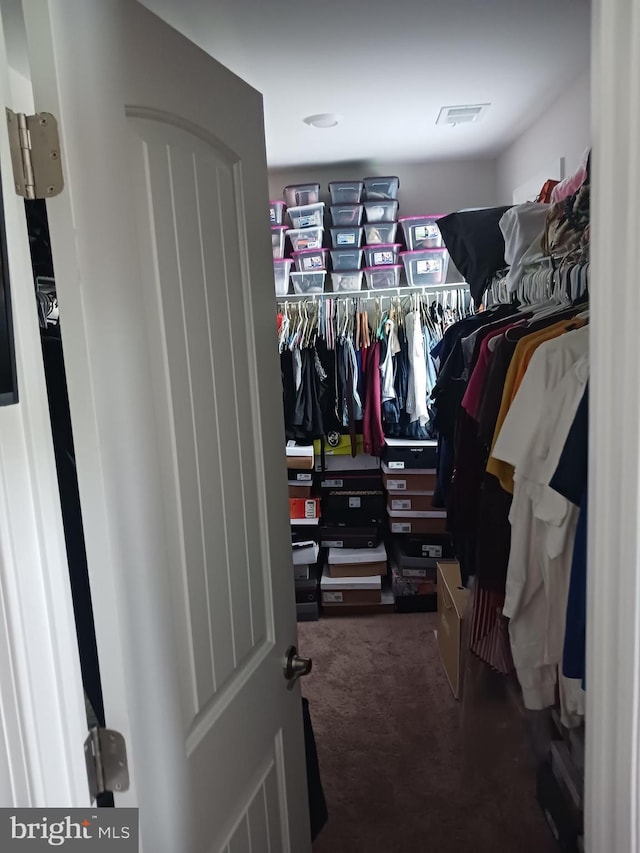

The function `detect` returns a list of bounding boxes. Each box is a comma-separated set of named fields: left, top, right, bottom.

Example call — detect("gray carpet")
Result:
left=299, top=612, right=557, bottom=853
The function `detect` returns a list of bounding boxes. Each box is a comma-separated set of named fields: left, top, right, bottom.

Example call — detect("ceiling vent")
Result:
left=436, top=104, right=490, bottom=127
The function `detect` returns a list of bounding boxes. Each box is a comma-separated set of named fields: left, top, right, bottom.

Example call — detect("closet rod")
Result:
left=281, top=282, right=468, bottom=300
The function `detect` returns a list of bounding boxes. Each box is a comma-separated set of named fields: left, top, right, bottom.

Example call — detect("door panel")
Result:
left=22, top=1, right=309, bottom=850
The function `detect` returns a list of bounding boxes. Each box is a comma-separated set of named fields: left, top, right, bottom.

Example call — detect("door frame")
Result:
left=584, top=1, right=640, bottom=850
left=0, top=0, right=638, bottom=848
left=0, top=7, right=89, bottom=807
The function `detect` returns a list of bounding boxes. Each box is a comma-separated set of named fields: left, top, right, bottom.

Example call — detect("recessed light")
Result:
left=303, top=113, right=341, bottom=129
left=436, top=104, right=491, bottom=127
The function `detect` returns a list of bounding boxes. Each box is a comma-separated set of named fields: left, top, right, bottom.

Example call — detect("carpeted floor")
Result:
left=299, top=612, right=557, bottom=853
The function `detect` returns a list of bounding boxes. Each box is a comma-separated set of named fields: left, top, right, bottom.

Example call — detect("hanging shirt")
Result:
left=406, top=311, right=429, bottom=426
left=487, top=319, right=587, bottom=492
left=494, top=336, right=589, bottom=724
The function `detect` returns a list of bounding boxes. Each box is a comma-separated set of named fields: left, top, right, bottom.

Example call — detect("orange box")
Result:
left=289, top=498, right=321, bottom=520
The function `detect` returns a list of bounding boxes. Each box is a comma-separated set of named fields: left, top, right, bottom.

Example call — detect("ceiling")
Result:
left=6, top=0, right=591, bottom=169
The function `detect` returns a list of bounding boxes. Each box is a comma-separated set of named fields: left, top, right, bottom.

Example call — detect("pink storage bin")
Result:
left=292, top=248, right=329, bottom=272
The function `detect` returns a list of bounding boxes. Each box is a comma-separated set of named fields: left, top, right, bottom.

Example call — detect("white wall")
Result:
left=496, top=67, right=591, bottom=204
left=268, top=158, right=499, bottom=216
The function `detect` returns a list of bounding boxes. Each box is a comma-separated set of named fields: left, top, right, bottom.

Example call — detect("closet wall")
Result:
left=497, top=66, right=591, bottom=203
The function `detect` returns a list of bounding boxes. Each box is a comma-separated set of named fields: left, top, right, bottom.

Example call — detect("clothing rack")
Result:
left=283, top=281, right=470, bottom=301
left=485, top=260, right=590, bottom=308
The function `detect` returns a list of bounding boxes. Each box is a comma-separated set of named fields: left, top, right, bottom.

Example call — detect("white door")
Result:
left=18, top=1, right=311, bottom=850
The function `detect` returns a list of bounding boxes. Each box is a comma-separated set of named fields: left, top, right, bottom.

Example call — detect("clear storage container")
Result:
left=283, top=183, right=321, bottom=207
left=274, top=259, right=293, bottom=296
left=364, top=221, right=398, bottom=245
left=328, top=180, right=364, bottom=204
left=364, top=199, right=399, bottom=223
left=399, top=215, right=445, bottom=250
left=330, top=226, right=364, bottom=249
left=364, top=265, right=402, bottom=289
left=401, top=248, right=450, bottom=286
left=287, top=226, right=324, bottom=253
left=363, top=176, right=400, bottom=200
left=292, top=248, right=329, bottom=272
left=272, top=225, right=287, bottom=259
left=270, top=200, right=286, bottom=225
left=291, top=271, right=326, bottom=295
left=287, top=202, right=325, bottom=229
left=330, top=269, right=363, bottom=292
left=330, top=248, right=364, bottom=270
left=363, top=243, right=401, bottom=266
left=330, top=204, right=364, bottom=227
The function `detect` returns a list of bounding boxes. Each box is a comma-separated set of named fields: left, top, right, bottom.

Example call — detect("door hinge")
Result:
left=84, top=727, right=130, bottom=803
left=6, top=108, right=64, bottom=200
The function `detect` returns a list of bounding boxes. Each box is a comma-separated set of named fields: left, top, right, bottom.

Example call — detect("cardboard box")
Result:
left=288, top=469, right=314, bottom=483
left=286, top=444, right=314, bottom=470
left=387, top=493, right=435, bottom=513
left=315, top=453, right=381, bottom=473
left=322, top=493, right=386, bottom=524
left=319, top=525, right=380, bottom=549
left=289, top=498, right=321, bottom=520
left=296, top=601, right=319, bottom=622
left=314, top=434, right=364, bottom=457
left=318, top=471, right=383, bottom=492
left=323, top=587, right=395, bottom=616
left=327, top=543, right=387, bottom=578
left=388, top=508, right=447, bottom=535
left=382, top=463, right=438, bottom=493
left=321, top=567, right=382, bottom=605
left=289, top=483, right=313, bottom=499
left=437, top=560, right=469, bottom=700
left=394, top=533, right=454, bottom=560
left=382, top=438, right=438, bottom=470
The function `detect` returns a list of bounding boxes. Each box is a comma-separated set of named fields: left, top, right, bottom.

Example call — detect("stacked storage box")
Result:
left=314, top=439, right=393, bottom=614
left=361, top=176, right=403, bottom=290
left=292, top=541, right=321, bottom=622
left=382, top=438, right=452, bottom=612
left=328, top=180, right=365, bottom=294
left=398, top=214, right=450, bottom=287
left=271, top=199, right=292, bottom=297
left=286, top=444, right=322, bottom=620
left=284, top=183, right=326, bottom=296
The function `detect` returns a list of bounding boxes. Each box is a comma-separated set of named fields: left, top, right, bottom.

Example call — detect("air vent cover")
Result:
left=436, top=104, right=490, bottom=126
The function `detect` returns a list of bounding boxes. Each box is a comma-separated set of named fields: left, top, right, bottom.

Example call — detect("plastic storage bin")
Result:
left=364, top=200, right=399, bottom=223
left=330, top=248, right=363, bottom=270
left=363, top=243, right=401, bottom=266
left=291, top=271, right=326, bottom=295
left=364, top=265, right=402, bottom=289
left=283, top=183, right=321, bottom=207
left=363, top=176, right=400, bottom=200
left=287, top=226, right=324, bottom=253
left=364, top=221, right=398, bottom=244
left=399, top=215, right=445, bottom=250
left=401, top=248, right=449, bottom=286
left=270, top=200, right=286, bottom=225
left=330, top=269, right=363, bottom=292
left=330, top=226, right=364, bottom=249
left=273, top=259, right=293, bottom=296
left=272, top=225, right=287, bottom=260
left=292, top=248, right=329, bottom=272
left=330, top=204, right=364, bottom=227
left=329, top=180, right=364, bottom=204
left=288, top=202, right=325, bottom=229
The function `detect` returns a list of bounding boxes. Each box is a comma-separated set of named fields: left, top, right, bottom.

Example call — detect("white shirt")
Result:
left=492, top=329, right=589, bottom=724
